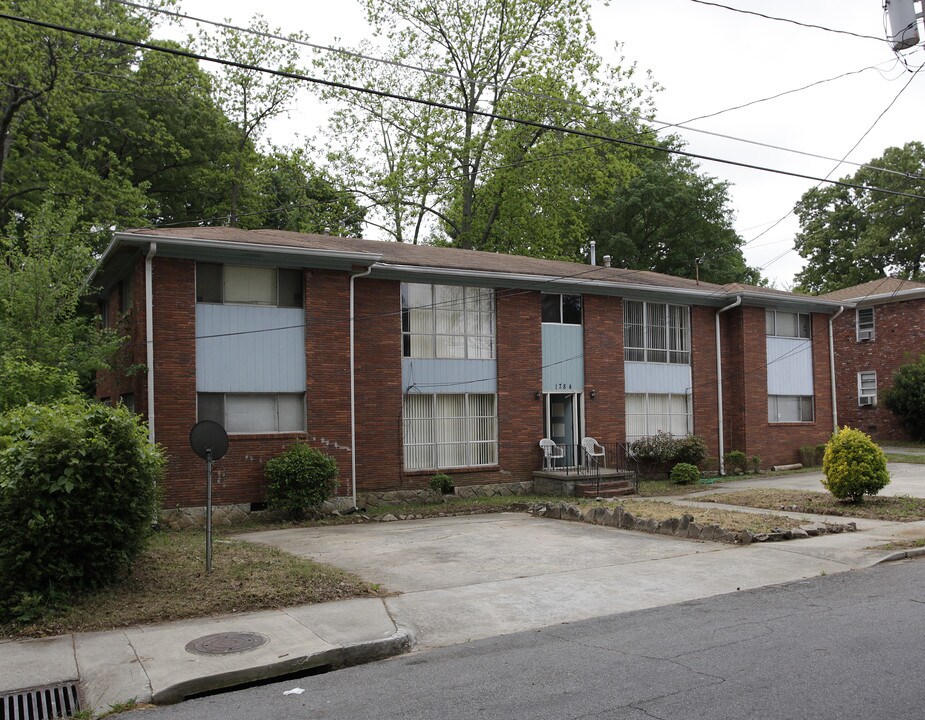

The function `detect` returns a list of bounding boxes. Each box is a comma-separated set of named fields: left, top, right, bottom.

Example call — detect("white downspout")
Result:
left=145, top=243, right=157, bottom=444
left=829, top=305, right=846, bottom=433
left=349, top=266, right=373, bottom=509
left=715, top=296, right=742, bottom=476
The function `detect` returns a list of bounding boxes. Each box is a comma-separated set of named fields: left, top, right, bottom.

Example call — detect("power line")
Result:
left=4, top=11, right=925, bottom=205
left=110, top=0, right=925, bottom=185
left=685, top=0, right=890, bottom=44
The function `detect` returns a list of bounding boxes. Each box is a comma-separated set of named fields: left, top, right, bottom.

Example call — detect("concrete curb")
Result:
left=873, top=546, right=925, bottom=565
left=152, top=627, right=414, bottom=704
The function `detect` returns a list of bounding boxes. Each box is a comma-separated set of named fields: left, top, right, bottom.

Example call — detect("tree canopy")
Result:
left=795, top=141, right=925, bottom=294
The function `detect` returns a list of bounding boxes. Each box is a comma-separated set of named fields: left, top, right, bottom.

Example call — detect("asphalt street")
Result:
left=136, top=556, right=925, bottom=720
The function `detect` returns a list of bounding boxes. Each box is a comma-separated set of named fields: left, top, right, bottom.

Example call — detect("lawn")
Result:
left=699, top=488, right=925, bottom=522
left=0, top=529, right=385, bottom=639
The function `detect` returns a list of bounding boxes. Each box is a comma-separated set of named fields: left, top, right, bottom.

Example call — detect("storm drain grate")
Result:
left=0, top=683, right=80, bottom=720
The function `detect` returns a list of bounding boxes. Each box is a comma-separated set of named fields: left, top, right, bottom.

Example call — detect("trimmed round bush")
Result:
left=0, top=399, right=163, bottom=622
left=429, top=473, right=454, bottom=494
left=265, top=443, right=339, bottom=519
left=822, top=427, right=890, bottom=502
left=670, top=462, right=701, bottom=485
left=672, top=435, right=707, bottom=466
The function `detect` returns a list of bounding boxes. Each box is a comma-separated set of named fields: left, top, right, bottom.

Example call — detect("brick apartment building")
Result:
left=823, top=277, right=925, bottom=443
left=93, top=227, right=846, bottom=513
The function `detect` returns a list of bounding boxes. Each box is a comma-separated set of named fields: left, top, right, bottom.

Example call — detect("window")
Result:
left=197, top=393, right=305, bottom=433
left=542, top=294, right=582, bottom=324
left=766, top=310, right=810, bottom=339
left=403, top=393, right=497, bottom=470
left=624, top=301, right=690, bottom=364
left=401, top=284, right=495, bottom=359
left=119, top=393, right=135, bottom=412
left=768, top=395, right=814, bottom=423
left=196, top=264, right=303, bottom=307
left=857, top=308, right=875, bottom=341
left=625, top=393, right=691, bottom=441
left=858, top=371, right=877, bottom=406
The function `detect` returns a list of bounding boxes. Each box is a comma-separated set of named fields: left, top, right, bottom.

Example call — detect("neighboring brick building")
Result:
left=92, top=227, right=844, bottom=513
left=823, top=278, right=925, bottom=443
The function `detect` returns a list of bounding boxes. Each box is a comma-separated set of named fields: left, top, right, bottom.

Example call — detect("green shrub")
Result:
left=724, top=450, right=747, bottom=474
left=822, top=427, right=890, bottom=502
left=672, top=435, right=708, bottom=466
left=0, top=399, right=163, bottom=623
left=0, top=356, right=78, bottom=412
left=629, top=432, right=708, bottom=466
left=265, top=443, right=339, bottom=519
left=799, top=444, right=825, bottom=468
left=884, top=355, right=925, bottom=440
left=670, top=462, right=701, bottom=485
left=429, top=473, right=454, bottom=494
left=749, top=455, right=761, bottom=474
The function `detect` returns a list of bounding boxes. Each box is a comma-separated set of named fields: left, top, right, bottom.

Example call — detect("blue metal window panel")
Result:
left=766, top=337, right=814, bottom=396
left=196, top=304, right=306, bottom=392
left=402, top=358, right=497, bottom=394
left=541, top=324, right=584, bottom=392
left=624, top=362, right=692, bottom=395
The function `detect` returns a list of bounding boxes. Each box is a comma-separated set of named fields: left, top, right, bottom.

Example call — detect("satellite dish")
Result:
left=189, top=420, right=229, bottom=460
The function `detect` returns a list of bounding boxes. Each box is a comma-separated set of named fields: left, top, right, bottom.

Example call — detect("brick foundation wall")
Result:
left=583, top=295, right=624, bottom=445
left=497, top=290, right=544, bottom=482
left=833, top=299, right=925, bottom=442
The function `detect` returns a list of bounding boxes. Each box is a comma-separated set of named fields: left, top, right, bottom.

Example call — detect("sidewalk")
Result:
left=0, top=598, right=411, bottom=715
left=2, top=506, right=924, bottom=715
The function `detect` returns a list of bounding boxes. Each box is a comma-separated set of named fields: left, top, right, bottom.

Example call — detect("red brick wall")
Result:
left=583, top=295, right=624, bottom=445
left=721, top=307, right=834, bottom=467
left=691, top=306, right=719, bottom=460
left=353, top=278, right=405, bottom=492
left=833, top=299, right=925, bottom=441
left=96, top=259, right=147, bottom=409
left=496, top=290, right=544, bottom=482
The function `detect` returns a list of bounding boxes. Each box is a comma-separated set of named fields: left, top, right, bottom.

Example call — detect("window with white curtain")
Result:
left=196, top=263, right=303, bottom=307
left=402, top=283, right=495, bottom=359
left=767, top=395, right=814, bottom=423
left=197, top=393, right=305, bottom=433
left=623, top=301, right=690, bottom=364
left=625, top=393, right=691, bottom=441
left=403, top=393, right=497, bottom=470
left=766, top=310, right=810, bottom=339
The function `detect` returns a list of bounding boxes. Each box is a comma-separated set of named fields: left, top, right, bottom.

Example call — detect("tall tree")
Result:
left=587, top=148, right=762, bottom=284
left=315, top=0, right=654, bottom=249
left=795, top=141, right=925, bottom=294
left=193, top=15, right=304, bottom=227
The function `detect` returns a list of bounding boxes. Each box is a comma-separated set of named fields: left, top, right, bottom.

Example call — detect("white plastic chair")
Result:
left=581, top=437, right=605, bottom=470
left=539, top=438, right=565, bottom=470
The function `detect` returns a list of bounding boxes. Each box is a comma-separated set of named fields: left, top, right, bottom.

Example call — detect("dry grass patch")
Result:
left=701, top=489, right=925, bottom=522
left=575, top=498, right=803, bottom=533
left=1, top=529, right=385, bottom=639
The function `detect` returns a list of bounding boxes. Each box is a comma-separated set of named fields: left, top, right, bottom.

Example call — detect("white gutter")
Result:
left=349, top=265, right=373, bottom=509
left=145, top=243, right=157, bottom=444
left=828, top=305, right=846, bottom=433
left=715, top=296, right=742, bottom=476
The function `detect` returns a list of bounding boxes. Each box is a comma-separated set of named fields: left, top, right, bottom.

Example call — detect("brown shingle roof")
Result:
left=819, top=277, right=925, bottom=302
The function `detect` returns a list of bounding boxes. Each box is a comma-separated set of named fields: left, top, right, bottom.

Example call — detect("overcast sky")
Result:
left=170, top=0, right=925, bottom=288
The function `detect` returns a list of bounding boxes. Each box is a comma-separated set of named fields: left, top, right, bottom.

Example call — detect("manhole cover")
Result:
left=185, top=632, right=270, bottom=655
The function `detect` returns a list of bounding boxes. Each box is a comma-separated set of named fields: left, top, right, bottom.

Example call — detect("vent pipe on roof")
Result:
left=603, top=255, right=612, bottom=268
left=590, top=241, right=596, bottom=266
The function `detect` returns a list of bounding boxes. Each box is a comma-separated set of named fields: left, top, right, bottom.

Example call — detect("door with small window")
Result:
left=545, top=393, right=582, bottom=467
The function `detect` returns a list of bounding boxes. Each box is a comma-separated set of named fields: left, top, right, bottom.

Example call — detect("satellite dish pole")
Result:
left=190, top=421, right=229, bottom=573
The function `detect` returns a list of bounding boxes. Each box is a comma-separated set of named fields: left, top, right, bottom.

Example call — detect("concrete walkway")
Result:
left=3, top=461, right=924, bottom=713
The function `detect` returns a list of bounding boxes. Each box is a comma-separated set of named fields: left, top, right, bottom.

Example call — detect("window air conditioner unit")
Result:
left=858, top=330, right=873, bottom=342
left=859, top=396, right=875, bottom=407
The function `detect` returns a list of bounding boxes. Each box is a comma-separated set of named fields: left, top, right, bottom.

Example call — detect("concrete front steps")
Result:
left=533, top=469, right=638, bottom=498
left=572, top=479, right=637, bottom=498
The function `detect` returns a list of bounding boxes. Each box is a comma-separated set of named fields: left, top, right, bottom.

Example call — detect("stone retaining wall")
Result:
left=358, top=480, right=533, bottom=508
left=531, top=502, right=856, bottom=544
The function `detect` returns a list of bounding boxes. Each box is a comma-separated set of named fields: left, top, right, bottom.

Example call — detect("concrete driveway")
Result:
left=236, top=511, right=911, bottom=649
left=705, top=462, right=925, bottom=497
